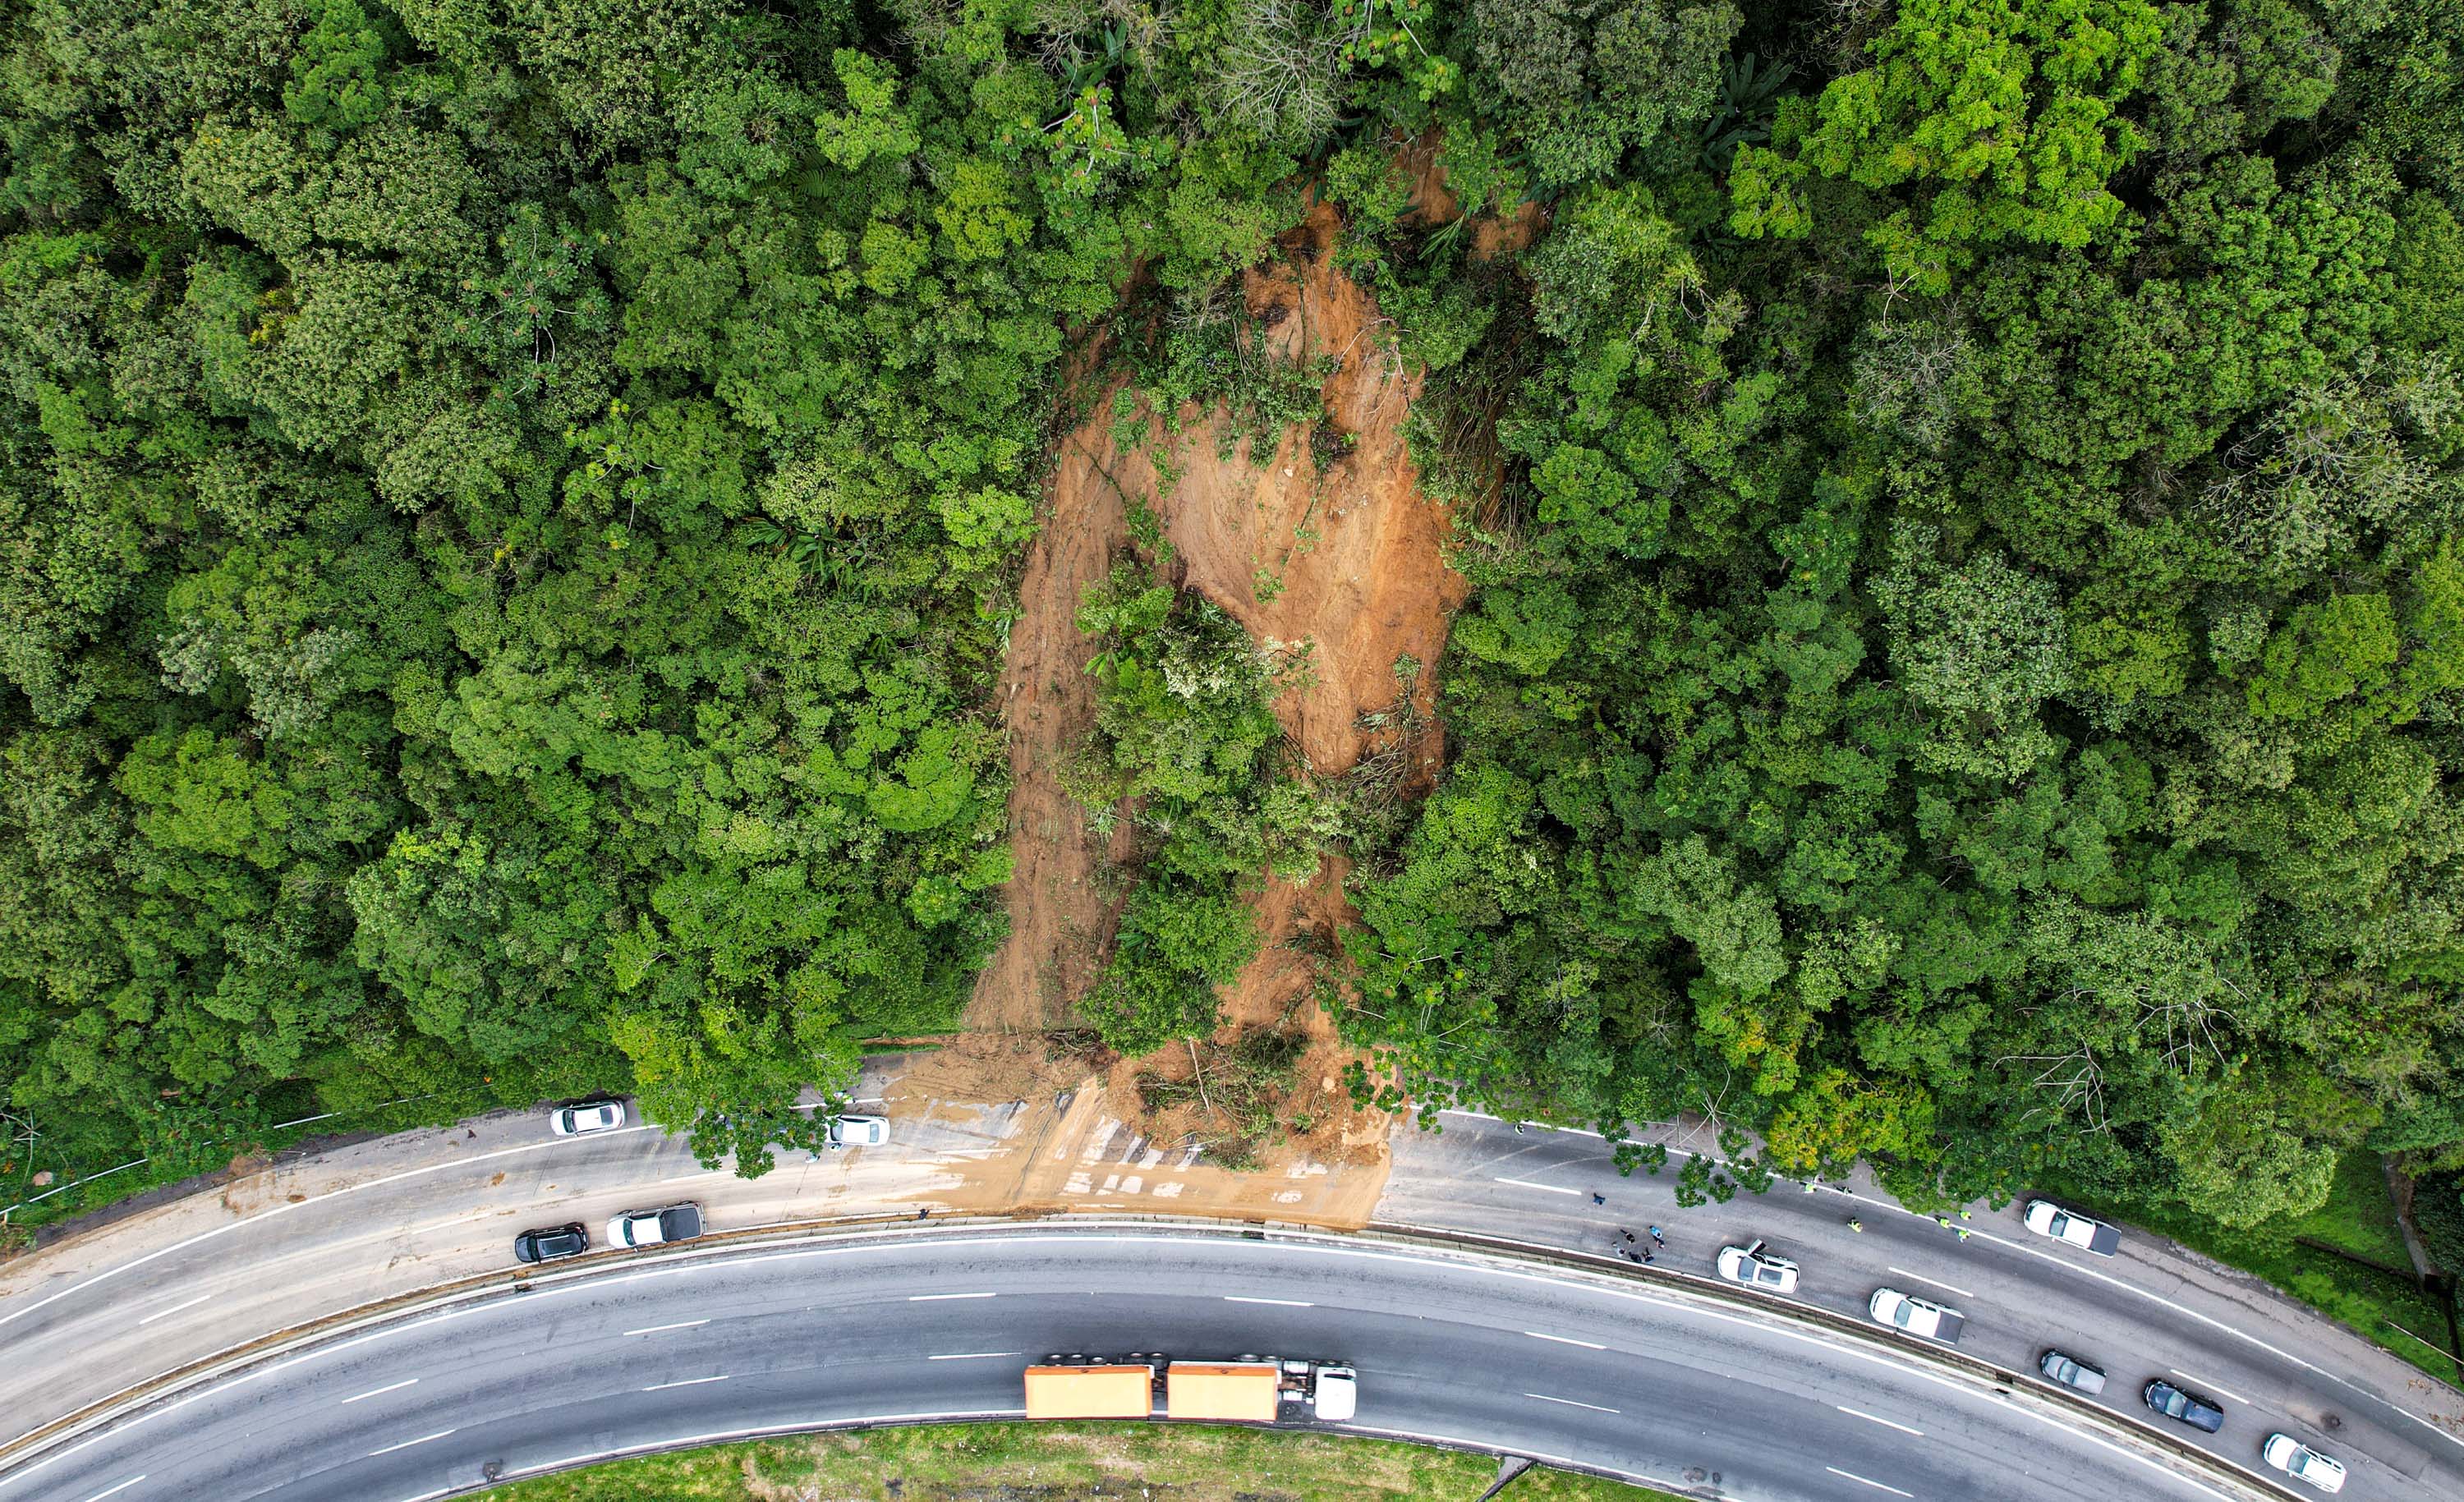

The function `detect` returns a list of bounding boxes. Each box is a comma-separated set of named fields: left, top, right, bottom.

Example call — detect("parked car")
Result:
left=548, top=1099, right=627, bottom=1136
left=514, top=1223, right=589, bottom=1263
left=2143, top=1379, right=2226, bottom=1434
left=2024, top=1198, right=2121, bottom=1255
left=1716, top=1239, right=1800, bottom=1293
left=1868, top=1288, right=1964, bottom=1343
left=2262, top=1433, right=2347, bottom=1493
left=825, top=1113, right=890, bottom=1148
left=2039, top=1349, right=2108, bottom=1395
left=607, top=1203, right=705, bottom=1248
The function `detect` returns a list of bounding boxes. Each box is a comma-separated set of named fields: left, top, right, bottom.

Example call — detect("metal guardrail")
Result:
left=0, top=1213, right=2292, bottom=1501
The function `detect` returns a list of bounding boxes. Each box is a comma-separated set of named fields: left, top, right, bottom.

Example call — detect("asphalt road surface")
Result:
left=1385, top=1110, right=2464, bottom=1500
left=0, top=1227, right=2261, bottom=1502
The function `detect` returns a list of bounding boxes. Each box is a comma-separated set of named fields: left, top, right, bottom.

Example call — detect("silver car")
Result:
left=548, top=1099, right=627, bottom=1136
left=607, top=1203, right=704, bottom=1248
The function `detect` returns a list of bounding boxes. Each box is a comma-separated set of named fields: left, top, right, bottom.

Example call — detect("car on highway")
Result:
left=513, top=1223, right=589, bottom=1263
left=2143, top=1379, right=2226, bottom=1433
left=1716, top=1239, right=1799, bottom=1293
left=607, top=1203, right=705, bottom=1248
left=825, top=1113, right=890, bottom=1148
left=548, top=1099, right=627, bottom=1136
left=1868, top=1288, right=1965, bottom=1344
left=2039, top=1348, right=2107, bottom=1395
left=2262, top=1433, right=2347, bottom=1492
left=2025, top=1198, right=2120, bottom=1255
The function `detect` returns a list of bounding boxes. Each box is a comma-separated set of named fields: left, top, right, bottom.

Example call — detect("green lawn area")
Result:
left=2049, top=1151, right=2462, bottom=1383
left=480, top=1422, right=1688, bottom=1501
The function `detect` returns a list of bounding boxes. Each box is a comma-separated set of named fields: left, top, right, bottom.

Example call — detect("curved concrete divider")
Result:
left=0, top=1214, right=2292, bottom=1501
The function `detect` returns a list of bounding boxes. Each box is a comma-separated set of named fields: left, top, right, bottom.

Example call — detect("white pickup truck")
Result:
left=1869, top=1287, right=1965, bottom=1344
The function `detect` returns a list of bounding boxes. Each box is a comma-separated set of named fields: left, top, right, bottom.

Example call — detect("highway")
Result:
left=1385, top=1111, right=2464, bottom=1500
left=0, top=1226, right=2253, bottom=1502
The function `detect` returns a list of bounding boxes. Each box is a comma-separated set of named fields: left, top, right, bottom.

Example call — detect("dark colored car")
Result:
left=514, top=1223, right=590, bottom=1263
left=2144, top=1379, right=2226, bottom=1433
left=2039, top=1349, right=2108, bottom=1395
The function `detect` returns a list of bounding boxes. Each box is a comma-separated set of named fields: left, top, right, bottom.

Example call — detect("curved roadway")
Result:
left=2, top=1226, right=2249, bottom=1502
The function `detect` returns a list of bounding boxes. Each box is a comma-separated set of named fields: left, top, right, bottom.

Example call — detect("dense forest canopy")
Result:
left=2, top=0, right=2462, bottom=1236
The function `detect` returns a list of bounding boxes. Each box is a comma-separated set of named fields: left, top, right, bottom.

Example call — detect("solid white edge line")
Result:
left=623, top=1321, right=710, bottom=1337
left=641, top=1376, right=729, bottom=1392
left=0, top=1228, right=2245, bottom=1502
left=1837, top=1404, right=1924, bottom=1437
left=1523, top=1331, right=1607, bottom=1350
left=71, top=1478, right=145, bottom=1502
left=0, top=1129, right=656, bottom=1334
left=365, top=1428, right=455, bottom=1458
left=926, top=1353, right=1023, bottom=1362
left=1825, top=1464, right=1915, bottom=1498
left=1493, top=1178, right=1581, bottom=1196
left=133, top=1294, right=212, bottom=1328
left=339, top=1378, right=419, bottom=1405
left=906, top=1293, right=995, bottom=1302
left=2168, top=1369, right=2252, bottom=1406
left=507, top=1412, right=1031, bottom=1478
left=1885, top=1266, right=1976, bottom=1301
left=1523, top=1393, right=1619, bottom=1414
left=1223, top=1297, right=1313, bottom=1307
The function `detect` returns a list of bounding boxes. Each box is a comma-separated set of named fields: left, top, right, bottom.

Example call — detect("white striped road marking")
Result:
left=642, top=1375, right=729, bottom=1392
left=73, top=1479, right=145, bottom=1502
left=907, top=1292, right=995, bottom=1301
left=366, top=1428, right=455, bottom=1458
left=928, top=1352, right=1023, bottom=1361
left=1224, top=1296, right=1313, bottom=1307
left=1523, top=1331, right=1607, bottom=1350
left=1494, top=1178, right=1580, bottom=1196
left=340, top=1379, right=419, bottom=1404
left=135, top=1294, right=211, bottom=1326
left=1838, top=1405, right=1924, bottom=1436
left=2169, top=1368, right=2250, bottom=1405
left=1886, top=1266, right=1974, bottom=1300
left=1826, top=1466, right=1914, bottom=1497
left=624, top=1320, right=710, bottom=1337
left=1524, top=1393, right=1620, bottom=1414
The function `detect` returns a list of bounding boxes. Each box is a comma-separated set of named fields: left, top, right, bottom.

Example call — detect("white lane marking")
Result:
left=1825, top=1466, right=1914, bottom=1497
left=906, top=1292, right=994, bottom=1302
left=642, top=1375, right=729, bottom=1392
left=1224, top=1296, right=1314, bottom=1307
left=1838, top=1404, right=1924, bottom=1436
left=928, top=1352, right=1023, bottom=1361
left=366, top=1428, right=455, bottom=1457
left=1886, top=1266, right=1975, bottom=1300
left=1438, top=1109, right=1608, bottom=1140
left=2169, top=1368, right=2250, bottom=1405
left=1523, top=1392, right=1620, bottom=1414
left=1494, top=1178, right=1581, bottom=1196
left=624, top=1320, right=710, bottom=1337
left=508, top=1411, right=1031, bottom=1478
left=340, top=1378, right=419, bottom=1404
left=134, top=1294, right=212, bottom=1326
left=0, top=1128, right=655, bottom=1333
left=1523, top=1330, right=1607, bottom=1350
left=73, top=1479, right=145, bottom=1502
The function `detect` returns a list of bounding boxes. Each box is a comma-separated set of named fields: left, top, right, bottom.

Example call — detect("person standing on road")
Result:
left=1593, top=1192, right=1607, bottom=1206
left=1847, top=1217, right=1864, bottom=1233
left=1647, top=1224, right=1666, bottom=1247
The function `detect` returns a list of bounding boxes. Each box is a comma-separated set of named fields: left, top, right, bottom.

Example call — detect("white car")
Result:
left=548, top=1099, right=627, bottom=1136
left=1717, top=1239, right=1800, bottom=1293
left=1868, top=1287, right=1964, bottom=1343
left=2262, top=1434, right=2347, bottom=1493
left=607, top=1203, right=704, bottom=1247
left=825, top=1113, right=890, bottom=1148
left=2024, top=1198, right=2120, bottom=1255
